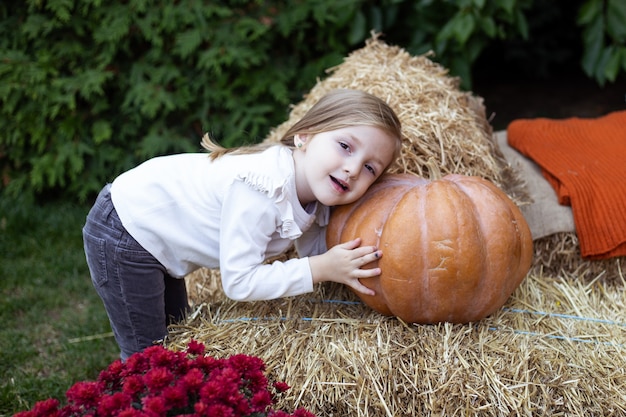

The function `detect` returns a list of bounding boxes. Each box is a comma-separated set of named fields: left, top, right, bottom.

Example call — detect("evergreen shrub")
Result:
left=1, top=0, right=621, bottom=201
left=0, top=0, right=360, bottom=201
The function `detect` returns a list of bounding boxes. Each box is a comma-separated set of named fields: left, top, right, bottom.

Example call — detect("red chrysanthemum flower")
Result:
left=180, top=367, right=204, bottom=392
left=13, top=398, right=61, bottom=417
left=146, top=345, right=183, bottom=371
left=66, top=381, right=103, bottom=409
left=250, top=390, right=272, bottom=411
left=193, top=354, right=222, bottom=375
left=142, top=394, right=167, bottom=415
left=199, top=377, right=235, bottom=404
left=143, top=366, right=175, bottom=392
left=228, top=354, right=265, bottom=374
left=13, top=341, right=317, bottom=417
left=161, top=384, right=188, bottom=409
left=117, top=408, right=146, bottom=417
left=122, top=353, right=149, bottom=377
left=98, top=361, right=124, bottom=393
left=200, top=403, right=236, bottom=417
left=96, top=392, right=132, bottom=417
left=121, top=374, right=144, bottom=398
left=273, top=382, right=290, bottom=393
left=186, top=339, right=206, bottom=356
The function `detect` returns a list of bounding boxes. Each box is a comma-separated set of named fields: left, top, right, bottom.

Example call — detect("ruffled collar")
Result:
left=235, top=146, right=329, bottom=239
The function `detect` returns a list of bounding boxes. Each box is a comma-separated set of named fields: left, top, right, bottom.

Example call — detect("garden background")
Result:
left=1, top=0, right=625, bottom=415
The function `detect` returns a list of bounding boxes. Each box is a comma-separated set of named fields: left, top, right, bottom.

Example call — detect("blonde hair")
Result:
left=202, top=89, right=403, bottom=166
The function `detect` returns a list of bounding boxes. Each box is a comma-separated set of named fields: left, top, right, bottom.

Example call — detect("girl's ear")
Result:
left=294, top=133, right=308, bottom=149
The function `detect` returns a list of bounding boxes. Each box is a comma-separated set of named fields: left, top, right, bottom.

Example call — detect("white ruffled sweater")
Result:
left=110, top=146, right=329, bottom=301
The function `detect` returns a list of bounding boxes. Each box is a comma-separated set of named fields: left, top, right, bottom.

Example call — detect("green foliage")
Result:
left=0, top=0, right=360, bottom=202
left=351, top=0, right=533, bottom=89
left=0, top=0, right=624, bottom=202
left=578, top=0, right=626, bottom=85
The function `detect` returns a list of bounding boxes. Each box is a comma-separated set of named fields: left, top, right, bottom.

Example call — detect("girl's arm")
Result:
left=296, top=223, right=380, bottom=296
left=219, top=181, right=381, bottom=301
left=219, top=181, right=315, bottom=301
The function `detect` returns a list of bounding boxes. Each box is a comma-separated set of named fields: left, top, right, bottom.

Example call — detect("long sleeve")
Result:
left=218, top=181, right=314, bottom=301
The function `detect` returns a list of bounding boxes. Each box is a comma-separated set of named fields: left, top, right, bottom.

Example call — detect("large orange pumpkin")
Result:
left=326, top=173, right=533, bottom=324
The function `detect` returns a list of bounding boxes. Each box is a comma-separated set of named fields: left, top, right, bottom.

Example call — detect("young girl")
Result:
left=83, top=89, right=403, bottom=360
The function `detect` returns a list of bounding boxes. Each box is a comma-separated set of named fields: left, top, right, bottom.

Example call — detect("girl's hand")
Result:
left=309, top=237, right=381, bottom=296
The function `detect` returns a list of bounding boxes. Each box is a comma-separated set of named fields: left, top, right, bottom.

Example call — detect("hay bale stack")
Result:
left=173, top=269, right=626, bottom=416
left=264, top=35, right=524, bottom=202
left=172, top=36, right=626, bottom=417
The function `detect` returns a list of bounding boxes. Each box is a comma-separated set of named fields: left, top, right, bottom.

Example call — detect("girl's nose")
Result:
left=344, top=160, right=360, bottom=179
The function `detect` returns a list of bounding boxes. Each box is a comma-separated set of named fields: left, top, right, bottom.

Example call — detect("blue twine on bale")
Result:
left=212, top=299, right=625, bottom=348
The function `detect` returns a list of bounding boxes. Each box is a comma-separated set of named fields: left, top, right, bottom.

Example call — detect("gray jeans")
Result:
left=82, top=184, right=189, bottom=360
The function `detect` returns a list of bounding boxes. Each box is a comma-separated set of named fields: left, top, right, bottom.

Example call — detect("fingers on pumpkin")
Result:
left=360, top=249, right=381, bottom=267
left=352, top=280, right=376, bottom=296
left=361, top=267, right=382, bottom=277
left=344, top=237, right=361, bottom=249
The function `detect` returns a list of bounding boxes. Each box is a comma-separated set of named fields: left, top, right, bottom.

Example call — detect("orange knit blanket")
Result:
left=507, top=110, right=626, bottom=260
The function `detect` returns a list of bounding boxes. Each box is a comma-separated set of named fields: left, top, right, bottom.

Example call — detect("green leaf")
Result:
left=454, top=13, right=475, bottom=45
left=369, top=5, right=383, bottom=32
left=581, top=14, right=605, bottom=77
left=577, top=0, right=601, bottom=25
left=466, top=37, right=486, bottom=62
left=604, top=46, right=622, bottom=82
left=472, top=0, right=486, bottom=9
left=496, top=0, right=516, bottom=16
left=92, top=120, right=112, bottom=145
left=514, top=8, right=529, bottom=40
left=21, top=14, right=52, bottom=39
left=174, top=29, right=203, bottom=59
left=594, top=47, right=613, bottom=85
left=450, top=56, right=473, bottom=90
left=607, top=0, right=626, bottom=42
left=348, top=10, right=367, bottom=45
left=480, top=16, right=496, bottom=38
left=91, top=7, right=131, bottom=43
left=47, top=0, right=73, bottom=22
left=438, top=12, right=476, bottom=46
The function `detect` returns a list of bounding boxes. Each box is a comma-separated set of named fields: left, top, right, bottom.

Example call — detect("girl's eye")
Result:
left=365, top=164, right=376, bottom=175
left=339, top=141, right=350, bottom=151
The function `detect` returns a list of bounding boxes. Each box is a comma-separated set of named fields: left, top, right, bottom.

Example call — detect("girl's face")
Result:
left=293, top=125, right=397, bottom=207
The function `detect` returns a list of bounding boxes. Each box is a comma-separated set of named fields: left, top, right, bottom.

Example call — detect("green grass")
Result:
left=0, top=195, right=120, bottom=416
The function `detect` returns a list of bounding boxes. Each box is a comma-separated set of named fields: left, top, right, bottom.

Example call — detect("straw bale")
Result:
left=171, top=35, right=626, bottom=416
left=263, top=34, right=526, bottom=204
left=173, top=267, right=626, bottom=417
left=530, top=232, right=625, bottom=282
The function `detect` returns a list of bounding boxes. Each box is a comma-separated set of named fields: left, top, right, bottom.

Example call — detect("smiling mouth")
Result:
left=330, top=176, right=349, bottom=192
